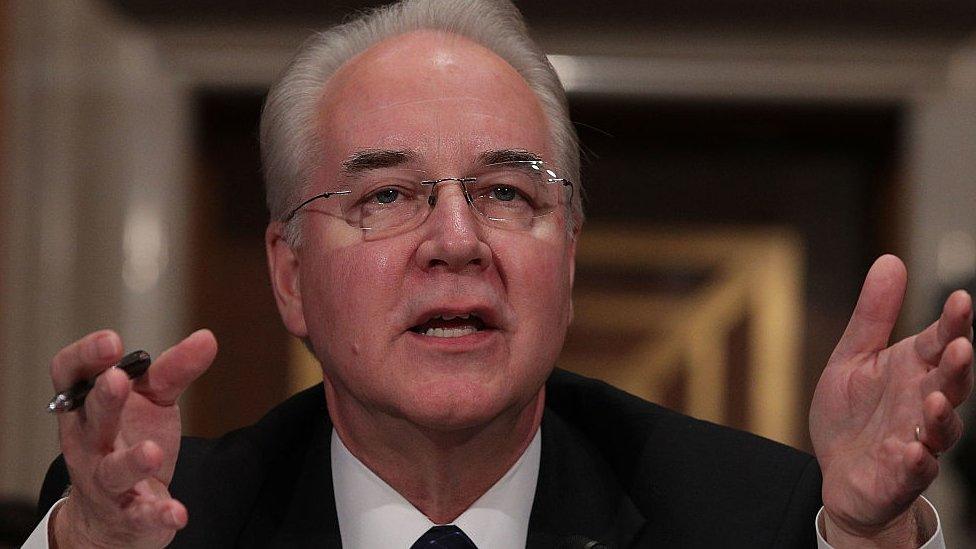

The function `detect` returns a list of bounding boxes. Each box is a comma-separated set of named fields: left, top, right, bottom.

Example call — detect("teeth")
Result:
left=435, top=313, right=474, bottom=321
left=424, top=326, right=478, bottom=338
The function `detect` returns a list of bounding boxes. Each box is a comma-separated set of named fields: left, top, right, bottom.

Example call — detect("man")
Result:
left=26, top=0, right=974, bottom=547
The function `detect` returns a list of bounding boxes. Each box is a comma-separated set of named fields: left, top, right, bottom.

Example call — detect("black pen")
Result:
left=47, top=350, right=152, bottom=413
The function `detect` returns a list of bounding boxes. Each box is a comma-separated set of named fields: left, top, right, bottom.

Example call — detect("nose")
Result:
left=414, top=181, right=492, bottom=273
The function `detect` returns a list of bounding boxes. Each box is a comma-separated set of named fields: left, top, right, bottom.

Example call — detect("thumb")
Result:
left=834, top=254, right=908, bottom=359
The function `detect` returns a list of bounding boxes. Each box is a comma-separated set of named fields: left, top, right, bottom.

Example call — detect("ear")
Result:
left=266, top=221, right=308, bottom=338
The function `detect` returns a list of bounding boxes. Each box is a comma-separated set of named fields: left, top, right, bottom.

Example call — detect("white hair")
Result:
left=260, top=0, right=582, bottom=245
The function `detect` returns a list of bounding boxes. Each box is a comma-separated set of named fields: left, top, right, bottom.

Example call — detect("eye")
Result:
left=371, top=188, right=400, bottom=204
left=489, top=185, right=521, bottom=202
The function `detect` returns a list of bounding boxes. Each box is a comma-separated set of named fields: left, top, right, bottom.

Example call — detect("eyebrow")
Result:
left=339, top=147, right=544, bottom=174
left=341, top=149, right=417, bottom=174
left=478, top=149, right=544, bottom=165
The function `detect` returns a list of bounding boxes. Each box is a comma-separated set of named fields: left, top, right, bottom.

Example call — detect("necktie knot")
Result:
left=410, top=525, right=478, bottom=549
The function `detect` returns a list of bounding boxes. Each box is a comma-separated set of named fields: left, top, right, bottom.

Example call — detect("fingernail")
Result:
left=96, top=335, right=116, bottom=359
left=168, top=509, right=182, bottom=528
left=99, top=375, right=120, bottom=401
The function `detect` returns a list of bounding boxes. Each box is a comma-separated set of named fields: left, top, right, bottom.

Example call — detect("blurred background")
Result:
left=2, top=0, right=976, bottom=545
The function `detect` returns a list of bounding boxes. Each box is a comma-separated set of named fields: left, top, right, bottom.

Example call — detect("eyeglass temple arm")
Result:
left=284, top=190, right=352, bottom=222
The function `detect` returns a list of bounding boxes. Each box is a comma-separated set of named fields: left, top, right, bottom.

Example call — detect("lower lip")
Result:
left=404, top=329, right=498, bottom=350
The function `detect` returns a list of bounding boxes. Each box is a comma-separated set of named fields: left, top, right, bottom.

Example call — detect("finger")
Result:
left=125, top=498, right=187, bottom=531
left=902, top=441, right=938, bottom=494
left=834, top=255, right=907, bottom=358
left=924, top=336, right=974, bottom=406
left=83, top=368, right=130, bottom=451
left=134, top=329, right=217, bottom=406
left=93, top=440, right=164, bottom=497
left=914, top=290, right=974, bottom=365
left=51, top=330, right=123, bottom=391
left=920, top=391, right=964, bottom=454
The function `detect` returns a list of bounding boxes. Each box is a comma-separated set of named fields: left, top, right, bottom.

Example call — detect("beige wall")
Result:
left=0, top=0, right=191, bottom=500
left=905, top=50, right=976, bottom=331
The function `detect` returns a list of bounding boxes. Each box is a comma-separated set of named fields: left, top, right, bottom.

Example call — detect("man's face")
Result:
left=272, top=30, right=576, bottom=431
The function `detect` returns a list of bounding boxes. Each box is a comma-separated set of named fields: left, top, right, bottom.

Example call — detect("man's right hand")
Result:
left=48, top=329, right=217, bottom=549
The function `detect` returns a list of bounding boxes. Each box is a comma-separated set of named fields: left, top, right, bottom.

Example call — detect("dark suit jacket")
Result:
left=39, top=369, right=823, bottom=548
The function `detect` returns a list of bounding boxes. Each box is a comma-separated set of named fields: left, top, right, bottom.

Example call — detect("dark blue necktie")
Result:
left=410, top=525, right=478, bottom=549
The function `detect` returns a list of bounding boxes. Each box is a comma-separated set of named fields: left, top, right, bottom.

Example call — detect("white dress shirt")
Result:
left=814, top=497, right=943, bottom=549
left=332, top=428, right=541, bottom=548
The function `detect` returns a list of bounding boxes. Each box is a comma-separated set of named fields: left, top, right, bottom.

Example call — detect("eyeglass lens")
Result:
left=292, top=161, right=570, bottom=238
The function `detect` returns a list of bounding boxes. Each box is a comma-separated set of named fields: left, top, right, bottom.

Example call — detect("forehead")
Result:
left=315, top=30, right=551, bottom=169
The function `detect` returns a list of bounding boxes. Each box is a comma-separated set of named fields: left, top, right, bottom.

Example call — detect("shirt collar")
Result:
left=332, top=427, right=541, bottom=548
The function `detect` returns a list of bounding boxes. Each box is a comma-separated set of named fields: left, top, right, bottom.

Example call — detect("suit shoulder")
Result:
left=546, top=368, right=812, bottom=466
left=546, top=369, right=822, bottom=546
left=168, top=385, right=329, bottom=546
left=175, top=383, right=327, bottom=479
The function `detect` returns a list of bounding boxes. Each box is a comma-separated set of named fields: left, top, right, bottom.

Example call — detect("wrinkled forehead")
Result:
left=314, top=30, right=552, bottom=173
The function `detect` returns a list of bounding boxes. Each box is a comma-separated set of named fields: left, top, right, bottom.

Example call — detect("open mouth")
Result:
left=409, top=313, right=488, bottom=338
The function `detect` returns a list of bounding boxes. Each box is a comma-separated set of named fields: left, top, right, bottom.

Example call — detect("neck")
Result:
left=323, top=378, right=545, bottom=524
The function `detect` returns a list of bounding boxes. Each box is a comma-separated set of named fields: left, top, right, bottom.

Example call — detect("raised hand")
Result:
left=49, top=329, right=217, bottom=548
left=810, top=255, right=974, bottom=546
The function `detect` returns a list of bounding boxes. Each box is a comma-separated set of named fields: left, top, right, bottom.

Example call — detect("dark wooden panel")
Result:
left=108, top=0, right=976, bottom=39
left=184, top=89, right=292, bottom=438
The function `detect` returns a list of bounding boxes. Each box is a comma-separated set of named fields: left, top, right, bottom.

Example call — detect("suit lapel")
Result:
left=238, top=400, right=343, bottom=548
left=527, top=408, right=646, bottom=548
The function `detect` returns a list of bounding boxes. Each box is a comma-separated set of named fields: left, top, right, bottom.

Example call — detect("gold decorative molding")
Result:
left=562, top=225, right=804, bottom=446
left=289, top=338, right=322, bottom=397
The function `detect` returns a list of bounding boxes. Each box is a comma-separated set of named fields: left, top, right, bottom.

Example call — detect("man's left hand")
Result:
left=810, top=254, right=974, bottom=546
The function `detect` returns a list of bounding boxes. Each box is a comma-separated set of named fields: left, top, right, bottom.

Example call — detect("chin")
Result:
left=394, top=379, right=523, bottom=432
